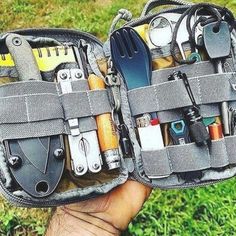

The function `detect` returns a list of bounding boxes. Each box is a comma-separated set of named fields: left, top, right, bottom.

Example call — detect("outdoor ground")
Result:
left=0, top=0, right=236, bottom=235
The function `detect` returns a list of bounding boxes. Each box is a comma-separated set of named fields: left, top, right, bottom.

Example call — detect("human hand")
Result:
left=46, top=180, right=151, bottom=236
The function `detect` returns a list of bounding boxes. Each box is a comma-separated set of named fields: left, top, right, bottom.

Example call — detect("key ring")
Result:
left=148, top=15, right=173, bottom=47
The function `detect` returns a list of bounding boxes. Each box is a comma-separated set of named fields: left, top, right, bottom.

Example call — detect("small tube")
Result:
left=209, top=123, right=223, bottom=140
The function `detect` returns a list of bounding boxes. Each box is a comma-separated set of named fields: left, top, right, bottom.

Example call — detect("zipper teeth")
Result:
left=0, top=181, right=35, bottom=207
left=131, top=167, right=231, bottom=190
left=0, top=179, right=97, bottom=208
left=6, top=28, right=103, bottom=47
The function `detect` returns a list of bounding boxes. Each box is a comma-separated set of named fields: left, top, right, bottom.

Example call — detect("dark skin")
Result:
left=46, top=181, right=151, bottom=236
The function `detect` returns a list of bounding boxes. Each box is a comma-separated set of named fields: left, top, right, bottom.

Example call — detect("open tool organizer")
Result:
left=1, top=0, right=236, bottom=207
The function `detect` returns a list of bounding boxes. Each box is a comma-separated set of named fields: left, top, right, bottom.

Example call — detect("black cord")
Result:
left=187, top=6, right=222, bottom=51
left=170, top=3, right=235, bottom=65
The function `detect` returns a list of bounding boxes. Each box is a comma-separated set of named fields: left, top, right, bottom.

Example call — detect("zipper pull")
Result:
left=118, top=124, right=134, bottom=173
left=119, top=124, right=133, bottom=158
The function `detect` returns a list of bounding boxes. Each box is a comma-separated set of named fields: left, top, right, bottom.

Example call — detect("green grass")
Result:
left=129, top=180, right=236, bottom=236
left=1, top=0, right=236, bottom=235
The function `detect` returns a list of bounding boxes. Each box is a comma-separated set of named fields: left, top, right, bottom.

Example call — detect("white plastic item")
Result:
left=138, top=124, right=164, bottom=151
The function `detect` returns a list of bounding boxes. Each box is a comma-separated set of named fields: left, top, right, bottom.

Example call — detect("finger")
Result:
left=90, top=181, right=152, bottom=230
left=63, top=180, right=152, bottom=231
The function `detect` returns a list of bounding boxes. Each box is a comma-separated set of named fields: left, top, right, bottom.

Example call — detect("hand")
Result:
left=46, top=180, right=151, bottom=236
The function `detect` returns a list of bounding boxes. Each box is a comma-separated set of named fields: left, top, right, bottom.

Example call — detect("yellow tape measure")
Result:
left=0, top=46, right=76, bottom=72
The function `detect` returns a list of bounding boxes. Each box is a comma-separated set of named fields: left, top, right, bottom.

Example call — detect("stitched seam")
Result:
left=196, top=77, right=202, bottom=104
left=86, top=91, right=93, bottom=116
left=166, top=147, right=173, bottom=173
left=223, top=138, right=230, bottom=165
left=25, top=96, right=30, bottom=122
left=153, top=85, right=159, bottom=111
left=205, top=144, right=211, bottom=168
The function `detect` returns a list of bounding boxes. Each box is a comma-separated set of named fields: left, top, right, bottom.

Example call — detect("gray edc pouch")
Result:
left=0, top=0, right=236, bottom=207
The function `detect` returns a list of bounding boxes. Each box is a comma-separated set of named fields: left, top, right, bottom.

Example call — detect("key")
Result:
left=203, top=21, right=231, bottom=135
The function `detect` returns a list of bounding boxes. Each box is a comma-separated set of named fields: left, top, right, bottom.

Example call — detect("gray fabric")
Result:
left=200, top=104, right=221, bottom=118
left=78, top=117, right=97, bottom=133
left=201, top=167, right=236, bottom=182
left=0, top=120, right=65, bottom=140
left=225, top=135, right=236, bottom=164
left=0, top=143, right=12, bottom=188
left=26, top=94, right=63, bottom=122
left=210, top=139, right=229, bottom=168
left=157, top=109, right=182, bottom=123
left=0, top=31, right=130, bottom=208
left=0, top=79, right=111, bottom=139
left=61, top=90, right=111, bottom=120
left=0, top=94, right=63, bottom=124
left=128, top=79, right=192, bottom=116
left=141, top=149, right=171, bottom=177
left=71, top=79, right=89, bottom=91
left=59, top=79, right=104, bottom=132
left=24, top=36, right=62, bottom=46
left=128, top=72, right=236, bottom=117
left=191, top=73, right=234, bottom=104
left=141, top=138, right=236, bottom=177
left=168, top=144, right=211, bottom=172
left=0, top=96, right=27, bottom=123
left=0, top=81, right=58, bottom=97
left=156, top=104, right=221, bottom=124
left=151, top=58, right=234, bottom=85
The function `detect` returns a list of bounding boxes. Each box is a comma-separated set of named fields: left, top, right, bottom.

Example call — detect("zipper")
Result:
left=130, top=162, right=233, bottom=190
left=0, top=178, right=102, bottom=207
left=0, top=168, right=128, bottom=207
left=161, top=178, right=232, bottom=190
left=4, top=28, right=103, bottom=48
